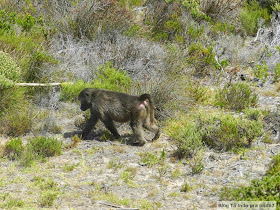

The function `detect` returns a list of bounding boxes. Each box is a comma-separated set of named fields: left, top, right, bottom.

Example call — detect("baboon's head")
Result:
left=78, top=88, right=92, bottom=111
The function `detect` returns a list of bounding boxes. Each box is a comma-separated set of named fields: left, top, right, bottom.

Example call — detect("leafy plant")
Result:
left=39, top=191, right=58, bottom=207
left=267, top=153, right=280, bottom=176
left=2, top=198, right=24, bottom=208
left=3, top=137, right=24, bottom=160
left=239, top=0, right=271, bottom=36
left=199, top=112, right=263, bottom=150
left=187, top=42, right=217, bottom=77
left=70, top=0, right=132, bottom=40
left=181, top=0, right=210, bottom=21
left=20, top=137, right=62, bottom=167
left=180, top=182, right=191, bottom=192
left=27, top=137, right=62, bottom=159
left=138, top=150, right=166, bottom=167
left=119, top=167, right=137, bottom=183
left=274, top=63, right=280, bottom=82
left=215, top=83, right=258, bottom=111
left=173, top=123, right=204, bottom=158
left=61, top=62, right=132, bottom=102
left=221, top=153, right=280, bottom=207
left=63, top=163, right=79, bottom=172
left=1, top=108, right=33, bottom=136
left=0, top=9, right=54, bottom=82
left=188, top=150, right=204, bottom=174
left=0, top=51, right=21, bottom=81
left=253, top=61, right=268, bottom=82
left=0, top=75, right=14, bottom=89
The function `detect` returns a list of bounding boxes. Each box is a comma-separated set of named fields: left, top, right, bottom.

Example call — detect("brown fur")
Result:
left=78, top=88, right=160, bottom=146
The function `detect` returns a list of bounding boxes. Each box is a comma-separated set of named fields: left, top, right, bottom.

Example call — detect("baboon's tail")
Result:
left=139, top=93, right=155, bottom=125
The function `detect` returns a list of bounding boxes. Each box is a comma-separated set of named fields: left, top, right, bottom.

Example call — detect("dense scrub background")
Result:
left=1, top=0, right=280, bottom=209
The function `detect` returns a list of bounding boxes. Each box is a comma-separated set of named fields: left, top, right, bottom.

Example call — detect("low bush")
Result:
left=199, top=112, right=263, bottom=150
left=215, top=83, right=258, bottom=111
left=0, top=75, right=14, bottom=89
left=267, top=153, right=280, bottom=176
left=3, top=138, right=24, bottom=160
left=0, top=51, right=21, bottom=81
left=170, top=122, right=204, bottom=158
left=253, top=61, right=268, bottom=82
left=165, top=115, right=204, bottom=159
left=239, top=0, right=271, bottom=36
left=274, top=62, right=280, bottom=82
left=69, top=0, right=132, bottom=40
left=1, top=108, right=33, bottom=136
left=28, top=137, right=62, bottom=159
left=21, top=137, right=62, bottom=167
left=0, top=8, right=55, bottom=83
left=0, top=87, right=26, bottom=115
left=186, top=42, right=217, bottom=77
left=221, top=153, right=280, bottom=207
left=61, top=62, right=132, bottom=102
left=166, top=110, right=263, bottom=157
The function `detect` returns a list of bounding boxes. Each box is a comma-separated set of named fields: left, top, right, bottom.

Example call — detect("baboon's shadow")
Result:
left=63, top=131, right=137, bottom=145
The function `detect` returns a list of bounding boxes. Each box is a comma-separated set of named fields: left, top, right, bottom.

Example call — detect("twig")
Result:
left=99, top=201, right=139, bottom=210
left=15, top=82, right=73, bottom=87
left=253, top=28, right=263, bottom=43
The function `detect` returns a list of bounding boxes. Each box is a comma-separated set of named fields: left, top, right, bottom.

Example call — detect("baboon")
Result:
left=78, top=88, right=160, bottom=146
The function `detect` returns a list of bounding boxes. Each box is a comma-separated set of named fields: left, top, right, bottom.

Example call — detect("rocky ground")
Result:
left=1, top=118, right=280, bottom=209
left=1, top=78, right=280, bottom=210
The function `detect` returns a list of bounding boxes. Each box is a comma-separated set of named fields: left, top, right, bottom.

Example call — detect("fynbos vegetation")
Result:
left=0, top=0, right=280, bottom=209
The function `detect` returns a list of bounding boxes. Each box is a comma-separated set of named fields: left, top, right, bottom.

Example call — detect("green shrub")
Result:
left=253, top=61, right=268, bottom=82
left=240, top=0, right=271, bottom=36
left=221, top=154, right=280, bottom=207
left=172, top=123, right=204, bottom=158
left=61, top=62, right=132, bottom=102
left=39, top=191, right=58, bottom=207
left=20, top=144, right=36, bottom=167
left=188, top=150, right=204, bottom=174
left=20, top=137, right=62, bottom=167
left=274, top=63, right=280, bottom=82
left=199, top=112, right=263, bottom=150
left=27, top=137, right=62, bottom=159
left=0, top=75, right=14, bottom=89
left=0, top=51, right=21, bottom=81
left=267, top=153, right=280, bottom=176
left=166, top=110, right=263, bottom=155
left=2, top=198, right=24, bottom=208
left=138, top=150, right=166, bottom=167
left=215, top=83, right=258, bottom=111
left=144, top=0, right=184, bottom=42
left=181, top=0, right=210, bottom=21
left=180, top=182, right=191, bottom=192
left=2, top=109, right=33, bottom=136
left=187, top=42, right=217, bottom=77
left=70, top=0, right=131, bottom=40
left=244, top=108, right=262, bottom=121
left=0, top=87, right=26, bottom=115
left=95, top=62, right=132, bottom=91
left=0, top=9, right=55, bottom=83
left=4, top=138, right=24, bottom=160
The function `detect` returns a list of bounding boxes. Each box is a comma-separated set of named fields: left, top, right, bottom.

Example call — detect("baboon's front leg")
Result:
left=101, top=119, right=121, bottom=139
left=82, top=116, right=98, bottom=139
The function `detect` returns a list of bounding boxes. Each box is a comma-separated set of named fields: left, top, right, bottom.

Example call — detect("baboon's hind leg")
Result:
left=143, top=121, right=161, bottom=141
left=130, top=117, right=146, bottom=146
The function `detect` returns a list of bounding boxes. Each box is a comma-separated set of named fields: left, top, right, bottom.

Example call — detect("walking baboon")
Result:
left=78, top=88, right=160, bottom=145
